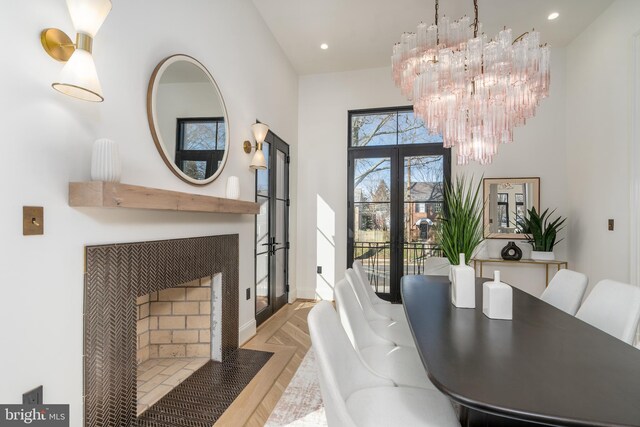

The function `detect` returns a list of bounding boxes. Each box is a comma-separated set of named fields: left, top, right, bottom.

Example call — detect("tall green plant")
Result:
left=517, top=207, right=566, bottom=251
left=437, top=176, right=484, bottom=265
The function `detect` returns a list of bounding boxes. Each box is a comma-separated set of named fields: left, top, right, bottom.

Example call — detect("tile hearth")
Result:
left=137, top=357, right=209, bottom=416
left=138, top=349, right=273, bottom=427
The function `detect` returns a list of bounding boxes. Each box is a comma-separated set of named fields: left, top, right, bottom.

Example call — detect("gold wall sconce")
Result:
left=244, top=123, right=269, bottom=170
left=41, top=0, right=112, bottom=102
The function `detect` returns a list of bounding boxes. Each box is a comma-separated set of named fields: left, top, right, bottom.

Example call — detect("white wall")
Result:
left=0, top=1, right=297, bottom=424
left=297, top=49, right=568, bottom=299
left=566, top=0, right=640, bottom=291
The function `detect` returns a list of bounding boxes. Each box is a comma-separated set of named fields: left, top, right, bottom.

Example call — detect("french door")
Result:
left=255, top=130, right=290, bottom=325
left=347, top=108, right=450, bottom=302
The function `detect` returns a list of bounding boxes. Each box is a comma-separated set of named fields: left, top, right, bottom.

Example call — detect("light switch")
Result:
left=23, top=206, right=44, bottom=236
left=608, top=219, right=614, bottom=231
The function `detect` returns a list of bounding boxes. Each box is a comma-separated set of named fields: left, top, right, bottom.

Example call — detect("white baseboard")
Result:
left=296, top=287, right=336, bottom=301
left=296, top=287, right=318, bottom=300
left=239, top=319, right=256, bottom=346
left=288, top=287, right=298, bottom=303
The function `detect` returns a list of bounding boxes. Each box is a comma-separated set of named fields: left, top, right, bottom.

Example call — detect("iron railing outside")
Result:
left=354, top=241, right=443, bottom=294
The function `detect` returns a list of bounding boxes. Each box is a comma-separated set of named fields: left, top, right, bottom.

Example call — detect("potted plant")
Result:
left=436, top=176, right=484, bottom=269
left=517, top=207, right=566, bottom=261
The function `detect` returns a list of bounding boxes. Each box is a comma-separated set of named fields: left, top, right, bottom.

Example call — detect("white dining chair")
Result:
left=345, top=268, right=406, bottom=322
left=352, top=260, right=391, bottom=305
left=335, top=278, right=435, bottom=390
left=423, top=256, right=451, bottom=276
left=344, top=270, right=415, bottom=347
left=540, top=269, right=588, bottom=315
left=308, top=301, right=460, bottom=427
left=576, top=279, right=640, bottom=345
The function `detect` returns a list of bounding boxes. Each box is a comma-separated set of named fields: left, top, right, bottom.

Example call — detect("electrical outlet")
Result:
left=317, top=266, right=322, bottom=274
left=23, top=386, right=43, bottom=405
left=246, top=288, right=251, bottom=300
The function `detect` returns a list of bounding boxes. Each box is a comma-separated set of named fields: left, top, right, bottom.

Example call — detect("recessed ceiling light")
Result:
left=548, top=12, right=559, bottom=20
left=320, top=43, right=329, bottom=50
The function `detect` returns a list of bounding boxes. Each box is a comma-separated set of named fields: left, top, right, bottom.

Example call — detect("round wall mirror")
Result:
left=147, top=55, right=229, bottom=185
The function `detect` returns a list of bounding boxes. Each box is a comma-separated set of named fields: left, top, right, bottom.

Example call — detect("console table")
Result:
left=472, top=258, right=568, bottom=287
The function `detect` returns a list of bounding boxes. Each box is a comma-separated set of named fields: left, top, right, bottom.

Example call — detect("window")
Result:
left=497, top=193, right=509, bottom=228
left=348, top=107, right=450, bottom=300
left=515, top=193, right=525, bottom=224
left=176, top=117, right=226, bottom=180
left=351, top=110, right=444, bottom=147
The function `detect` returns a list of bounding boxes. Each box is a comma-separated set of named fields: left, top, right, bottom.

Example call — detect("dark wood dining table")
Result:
left=401, top=275, right=640, bottom=427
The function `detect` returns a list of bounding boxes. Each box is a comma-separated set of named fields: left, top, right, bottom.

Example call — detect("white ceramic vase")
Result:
left=531, top=251, right=555, bottom=261
left=482, top=270, right=513, bottom=320
left=91, top=138, right=121, bottom=182
left=226, top=176, right=240, bottom=199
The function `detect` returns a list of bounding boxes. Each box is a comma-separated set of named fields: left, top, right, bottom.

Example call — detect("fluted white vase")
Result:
left=91, top=138, right=121, bottom=182
left=226, top=176, right=240, bottom=199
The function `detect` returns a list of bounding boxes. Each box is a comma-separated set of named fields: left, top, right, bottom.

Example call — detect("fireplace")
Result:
left=84, top=236, right=238, bottom=427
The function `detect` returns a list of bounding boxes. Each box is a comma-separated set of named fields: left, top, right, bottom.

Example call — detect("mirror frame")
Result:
left=147, top=54, right=230, bottom=186
left=483, top=177, right=540, bottom=239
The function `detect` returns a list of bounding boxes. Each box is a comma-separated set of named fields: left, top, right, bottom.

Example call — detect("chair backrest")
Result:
left=576, top=280, right=640, bottom=344
left=423, top=256, right=451, bottom=276
left=335, top=279, right=394, bottom=351
left=308, top=301, right=393, bottom=426
left=345, top=269, right=389, bottom=321
left=540, top=269, right=588, bottom=315
left=352, top=260, right=386, bottom=304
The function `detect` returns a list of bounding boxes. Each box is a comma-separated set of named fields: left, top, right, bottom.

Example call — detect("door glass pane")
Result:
left=276, top=150, right=286, bottom=200
left=275, top=199, right=287, bottom=297
left=275, top=251, right=286, bottom=298
left=403, top=155, right=445, bottom=275
left=351, top=113, right=398, bottom=147
left=354, top=158, right=391, bottom=202
left=276, top=200, right=286, bottom=251
left=256, top=253, right=269, bottom=313
left=256, top=196, right=269, bottom=249
left=256, top=143, right=270, bottom=197
left=353, top=157, right=391, bottom=294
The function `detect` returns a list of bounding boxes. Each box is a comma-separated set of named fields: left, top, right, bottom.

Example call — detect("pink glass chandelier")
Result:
left=392, top=0, right=550, bottom=165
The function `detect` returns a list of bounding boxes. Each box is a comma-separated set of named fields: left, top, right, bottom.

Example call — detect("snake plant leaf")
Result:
left=436, top=175, right=484, bottom=265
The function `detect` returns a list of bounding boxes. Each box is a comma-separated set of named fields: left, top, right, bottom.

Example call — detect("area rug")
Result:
left=265, top=348, right=327, bottom=426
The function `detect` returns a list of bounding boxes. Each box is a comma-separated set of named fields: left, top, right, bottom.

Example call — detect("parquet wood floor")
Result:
left=214, top=300, right=316, bottom=426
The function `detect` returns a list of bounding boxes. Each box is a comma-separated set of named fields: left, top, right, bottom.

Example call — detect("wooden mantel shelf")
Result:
left=69, top=181, right=260, bottom=215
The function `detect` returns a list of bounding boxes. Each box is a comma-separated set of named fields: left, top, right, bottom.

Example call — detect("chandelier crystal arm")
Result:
left=473, top=0, right=479, bottom=37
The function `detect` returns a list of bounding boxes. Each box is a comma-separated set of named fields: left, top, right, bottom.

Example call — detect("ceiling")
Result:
left=252, top=0, right=613, bottom=75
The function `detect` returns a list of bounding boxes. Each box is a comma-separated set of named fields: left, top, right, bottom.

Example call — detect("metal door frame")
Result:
left=255, top=129, right=290, bottom=326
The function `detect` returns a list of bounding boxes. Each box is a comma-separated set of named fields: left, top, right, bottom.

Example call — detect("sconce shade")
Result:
left=52, top=49, right=104, bottom=102
left=67, top=0, right=112, bottom=37
left=250, top=148, right=267, bottom=170
left=251, top=123, right=269, bottom=145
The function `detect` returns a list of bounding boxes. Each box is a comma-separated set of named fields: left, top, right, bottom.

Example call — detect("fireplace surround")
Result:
left=84, top=235, right=238, bottom=427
